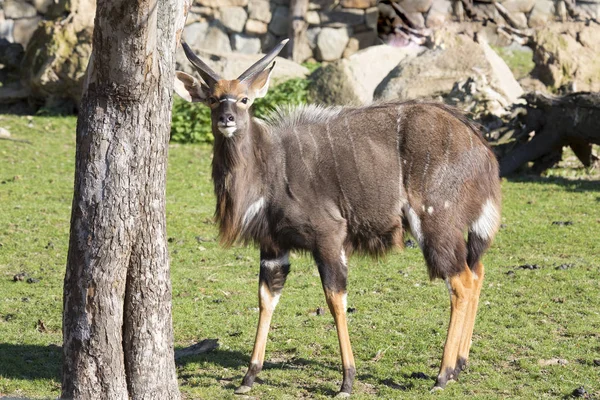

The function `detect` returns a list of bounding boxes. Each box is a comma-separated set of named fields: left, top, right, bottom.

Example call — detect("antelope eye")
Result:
left=241, top=98, right=248, bottom=104
left=209, top=97, right=218, bottom=105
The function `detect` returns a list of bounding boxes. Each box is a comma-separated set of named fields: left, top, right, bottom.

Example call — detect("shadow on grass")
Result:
left=0, top=344, right=61, bottom=382
left=175, top=346, right=343, bottom=396
left=506, top=175, right=600, bottom=192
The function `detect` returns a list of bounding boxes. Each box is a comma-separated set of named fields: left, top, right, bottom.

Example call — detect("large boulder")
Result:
left=531, top=25, right=600, bottom=92
left=309, top=44, right=424, bottom=105
left=375, top=35, right=523, bottom=108
left=21, top=19, right=93, bottom=110
left=175, top=46, right=309, bottom=84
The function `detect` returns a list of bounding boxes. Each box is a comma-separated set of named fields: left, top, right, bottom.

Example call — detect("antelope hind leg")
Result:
left=454, top=262, right=485, bottom=378
left=434, top=266, right=474, bottom=389
left=236, top=252, right=290, bottom=394
left=316, top=249, right=356, bottom=397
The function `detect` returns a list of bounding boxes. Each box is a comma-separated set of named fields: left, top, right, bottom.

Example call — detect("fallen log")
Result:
left=496, top=91, right=600, bottom=176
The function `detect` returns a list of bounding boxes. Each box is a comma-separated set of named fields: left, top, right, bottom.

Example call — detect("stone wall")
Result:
left=380, top=0, right=600, bottom=30
left=184, top=0, right=379, bottom=62
left=2, top=0, right=600, bottom=63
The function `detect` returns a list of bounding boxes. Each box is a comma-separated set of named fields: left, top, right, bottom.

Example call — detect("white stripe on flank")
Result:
left=242, top=197, right=264, bottom=229
left=340, top=249, right=347, bottom=266
left=471, top=198, right=500, bottom=240
left=403, top=204, right=424, bottom=248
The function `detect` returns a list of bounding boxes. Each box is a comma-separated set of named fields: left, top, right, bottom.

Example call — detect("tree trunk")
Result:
left=62, top=0, right=191, bottom=399
left=288, top=0, right=309, bottom=63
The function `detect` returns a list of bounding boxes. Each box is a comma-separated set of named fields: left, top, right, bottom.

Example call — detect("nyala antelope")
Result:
left=175, top=39, right=501, bottom=397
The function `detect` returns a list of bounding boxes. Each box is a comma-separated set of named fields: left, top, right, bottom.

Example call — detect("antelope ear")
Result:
left=174, top=71, right=210, bottom=103
left=249, top=63, right=275, bottom=99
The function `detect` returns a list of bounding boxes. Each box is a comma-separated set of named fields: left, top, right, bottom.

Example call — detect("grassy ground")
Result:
left=1, top=115, right=599, bottom=399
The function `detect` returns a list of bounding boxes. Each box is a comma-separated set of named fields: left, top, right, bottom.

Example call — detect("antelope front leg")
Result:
left=235, top=250, right=290, bottom=395
left=316, top=250, right=356, bottom=398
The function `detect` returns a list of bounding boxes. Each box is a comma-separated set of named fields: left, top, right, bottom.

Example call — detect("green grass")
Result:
left=491, top=46, right=535, bottom=81
left=1, top=115, right=599, bottom=399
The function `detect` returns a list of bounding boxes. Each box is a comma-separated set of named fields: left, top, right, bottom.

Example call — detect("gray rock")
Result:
left=426, top=0, right=452, bottom=27
left=315, top=27, right=349, bottom=61
left=196, top=0, right=248, bottom=6
left=183, top=22, right=209, bottom=48
left=4, top=0, right=37, bottom=19
left=203, top=22, right=233, bottom=53
left=502, top=0, right=536, bottom=13
left=307, top=10, right=320, bottom=25
left=220, top=6, right=248, bottom=33
left=404, top=11, right=425, bottom=28
left=269, top=6, right=289, bottom=36
left=397, top=0, right=433, bottom=13
left=578, top=3, right=600, bottom=19
left=528, top=0, right=555, bottom=27
left=365, top=7, right=378, bottom=29
left=176, top=46, right=309, bottom=84
left=375, top=35, right=522, bottom=111
left=232, top=34, right=262, bottom=54
left=247, top=0, right=273, bottom=22
left=480, top=40, right=523, bottom=103
left=320, top=8, right=365, bottom=26
left=33, top=0, right=54, bottom=14
left=342, top=37, right=360, bottom=58
left=245, top=19, right=268, bottom=35
left=0, top=18, right=15, bottom=43
left=306, top=27, right=321, bottom=49
left=310, top=44, right=424, bottom=105
left=13, top=17, right=42, bottom=47
left=352, top=30, right=378, bottom=48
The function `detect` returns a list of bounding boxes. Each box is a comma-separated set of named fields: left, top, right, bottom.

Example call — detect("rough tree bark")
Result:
left=62, top=0, right=191, bottom=399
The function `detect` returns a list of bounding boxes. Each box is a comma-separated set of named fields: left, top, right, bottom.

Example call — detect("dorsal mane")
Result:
left=263, top=104, right=345, bottom=130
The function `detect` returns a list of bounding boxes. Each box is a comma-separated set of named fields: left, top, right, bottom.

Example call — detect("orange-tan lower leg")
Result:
left=324, top=289, right=356, bottom=397
left=456, top=262, right=485, bottom=375
left=434, top=266, right=474, bottom=389
left=236, top=283, right=279, bottom=394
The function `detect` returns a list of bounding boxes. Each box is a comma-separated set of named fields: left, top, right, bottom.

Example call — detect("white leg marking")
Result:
left=342, top=292, right=348, bottom=312
left=260, top=284, right=281, bottom=312
left=444, top=201, right=450, bottom=209
left=403, top=205, right=424, bottom=248
left=472, top=272, right=479, bottom=280
left=262, top=252, right=290, bottom=270
left=471, top=198, right=500, bottom=240
left=242, top=197, right=265, bottom=228
left=340, top=249, right=347, bottom=266
left=427, top=206, right=434, bottom=215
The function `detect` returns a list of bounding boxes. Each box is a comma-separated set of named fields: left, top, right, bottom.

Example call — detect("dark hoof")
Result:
left=453, top=357, right=467, bottom=379
left=434, top=367, right=456, bottom=390
left=431, top=385, right=445, bottom=392
left=234, top=385, right=252, bottom=395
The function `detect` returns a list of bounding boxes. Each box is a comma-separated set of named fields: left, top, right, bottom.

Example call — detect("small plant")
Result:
left=170, top=78, right=309, bottom=144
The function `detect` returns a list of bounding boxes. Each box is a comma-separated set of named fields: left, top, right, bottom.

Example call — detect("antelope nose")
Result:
left=219, top=114, right=235, bottom=125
